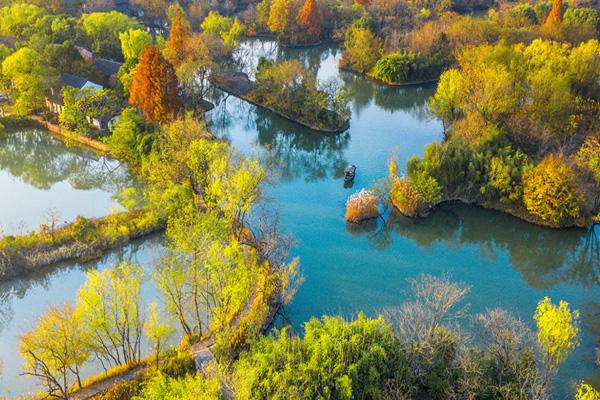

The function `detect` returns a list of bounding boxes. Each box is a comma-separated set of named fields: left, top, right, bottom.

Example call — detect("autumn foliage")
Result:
left=345, top=189, right=379, bottom=223
left=166, top=7, right=191, bottom=66
left=129, top=46, right=182, bottom=123
left=522, top=154, right=584, bottom=226
left=298, top=0, right=321, bottom=40
left=545, top=0, right=564, bottom=27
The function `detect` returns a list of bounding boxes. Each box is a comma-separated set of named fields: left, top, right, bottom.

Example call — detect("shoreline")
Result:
left=211, top=75, right=350, bottom=134
left=339, top=65, right=440, bottom=88
left=0, top=209, right=165, bottom=282
left=391, top=196, right=595, bottom=229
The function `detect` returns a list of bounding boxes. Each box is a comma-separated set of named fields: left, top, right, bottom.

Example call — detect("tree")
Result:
left=129, top=46, right=182, bottom=123
left=119, top=28, right=153, bottom=62
left=75, top=263, right=145, bottom=369
left=429, top=69, right=464, bottom=132
left=0, top=3, right=47, bottom=39
left=341, top=26, right=382, bottom=73
left=268, top=0, right=293, bottom=40
left=20, top=303, right=89, bottom=399
left=145, top=303, right=175, bottom=369
left=201, top=11, right=233, bottom=37
left=80, top=11, right=140, bottom=59
left=298, top=0, right=321, bottom=41
left=2, top=48, right=57, bottom=115
left=522, top=154, right=584, bottom=226
left=544, top=0, right=564, bottom=27
left=165, top=7, right=191, bottom=66
left=534, top=297, right=580, bottom=370
left=234, top=314, right=404, bottom=400
left=131, top=372, right=223, bottom=400
left=105, top=107, right=155, bottom=167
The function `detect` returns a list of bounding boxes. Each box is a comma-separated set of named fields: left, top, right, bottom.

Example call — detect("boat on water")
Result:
left=344, top=165, right=356, bottom=183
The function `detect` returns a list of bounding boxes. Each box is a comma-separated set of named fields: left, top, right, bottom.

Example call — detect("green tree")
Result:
left=145, top=303, right=175, bottom=369
left=75, top=263, right=145, bottom=369
left=105, top=107, right=156, bottom=168
left=80, top=11, right=141, bottom=59
left=131, top=372, right=223, bottom=400
left=2, top=47, right=57, bottom=114
left=19, top=303, right=90, bottom=399
left=0, top=3, right=47, bottom=39
left=234, top=314, right=407, bottom=399
left=119, top=28, right=153, bottom=62
left=341, top=26, right=382, bottom=73
left=201, top=11, right=233, bottom=37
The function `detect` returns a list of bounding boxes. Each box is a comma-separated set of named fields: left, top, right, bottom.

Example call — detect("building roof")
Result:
left=94, top=58, right=123, bottom=77
left=46, top=73, right=103, bottom=105
left=60, top=73, right=91, bottom=89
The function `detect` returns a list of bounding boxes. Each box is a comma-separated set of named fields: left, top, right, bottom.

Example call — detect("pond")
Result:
left=0, top=40, right=597, bottom=397
left=208, top=40, right=600, bottom=397
left=0, top=128, right=134, bottom=235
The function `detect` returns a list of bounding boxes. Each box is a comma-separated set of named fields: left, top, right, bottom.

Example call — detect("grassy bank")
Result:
left=0, top=209, right=165, bottom=281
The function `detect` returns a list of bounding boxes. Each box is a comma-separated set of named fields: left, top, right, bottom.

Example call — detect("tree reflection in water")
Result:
left=0, top=233, right=163, bottom=336
left=0, top=129, right=135, bottom=193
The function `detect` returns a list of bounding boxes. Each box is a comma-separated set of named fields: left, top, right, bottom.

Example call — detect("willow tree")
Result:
left=20, top=303, right=89, bottom=399
left=75, top=263, right=145, bottom=369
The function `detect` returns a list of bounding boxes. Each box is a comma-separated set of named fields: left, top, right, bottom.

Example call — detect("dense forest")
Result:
left=0, top=0, right=597, bottom=398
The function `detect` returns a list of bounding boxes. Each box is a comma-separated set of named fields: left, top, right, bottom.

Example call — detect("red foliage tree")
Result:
left=166, top=7, right=191, bottom=66
left=129, top=46, right=182, bottom=123
left=298, top=0, right=321, bottom=40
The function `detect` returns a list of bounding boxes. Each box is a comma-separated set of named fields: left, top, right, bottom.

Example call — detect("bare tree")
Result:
left=384, top=273, right=470, bottom=345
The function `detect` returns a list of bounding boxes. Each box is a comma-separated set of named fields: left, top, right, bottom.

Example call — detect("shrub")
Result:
left=159, top=352, right=196, bottom=378
left=371, top=52, right=416, bottom=84
left=98, top=379, right=141, bottom=400
left=523, top=154, right=585, bottom=226
left=390, top=178, right=427, bottom=218
left=345, top=189, right=379, bottom=223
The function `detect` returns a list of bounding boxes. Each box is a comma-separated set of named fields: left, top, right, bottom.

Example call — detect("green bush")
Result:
left=159, top=352, right=196, bottom=378
left=98, top=379, right=141, bottom=400
left=371, top=52, right=416, bottom=83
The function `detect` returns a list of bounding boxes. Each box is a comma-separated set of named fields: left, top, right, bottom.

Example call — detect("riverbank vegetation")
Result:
left=37, top=273, right=589, bottom=400
left=389, top=38, right=599, bottom=227
left=249, top=58, right=351, bottom=131
left=0, top=209, right=164, bottom=281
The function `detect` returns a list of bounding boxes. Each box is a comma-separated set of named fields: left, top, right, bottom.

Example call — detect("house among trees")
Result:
left=46, top=73, right=113, bottom=130
left=76, top=46, right=123, bottom=88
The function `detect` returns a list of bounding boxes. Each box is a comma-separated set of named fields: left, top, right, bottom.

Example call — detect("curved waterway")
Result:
left=208, top=40, right=600, bottom=397
left=0, top=41, right=597, bottom=397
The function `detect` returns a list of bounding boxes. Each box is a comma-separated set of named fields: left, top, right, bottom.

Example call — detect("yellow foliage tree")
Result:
left=576, top=383, right=600, bottom=400
left=534, top=296, right=580, bottom=370
left=522, top=154, right=584, bottom=226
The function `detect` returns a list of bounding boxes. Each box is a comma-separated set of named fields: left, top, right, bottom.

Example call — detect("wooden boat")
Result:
left=344, top=165, right=356, bottom=183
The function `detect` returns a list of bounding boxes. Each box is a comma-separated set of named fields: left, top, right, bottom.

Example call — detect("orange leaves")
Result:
left=298, top=0, right=321, bottom=39
left=129, top=46, right=182, bottom=123
left=166, top=7, right=191, bottom=66
left=345, top=189, right=379, bottom=223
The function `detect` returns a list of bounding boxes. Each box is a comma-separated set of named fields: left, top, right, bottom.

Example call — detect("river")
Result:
left=0, top=41, right=597, bottom=397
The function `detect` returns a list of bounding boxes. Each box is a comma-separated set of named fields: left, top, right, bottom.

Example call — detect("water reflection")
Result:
left=0, top=129, right=133, bottom=192
left=0, top=234, right=164, bottom=395
left=356, top=203, right=599, bottom=290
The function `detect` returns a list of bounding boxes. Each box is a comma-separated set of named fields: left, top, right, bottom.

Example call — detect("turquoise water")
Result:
left=208, top=40, right=600, bottom=396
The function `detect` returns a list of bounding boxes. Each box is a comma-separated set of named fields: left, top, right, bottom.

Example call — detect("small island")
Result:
left=212, top=58, right=351, bottom=133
